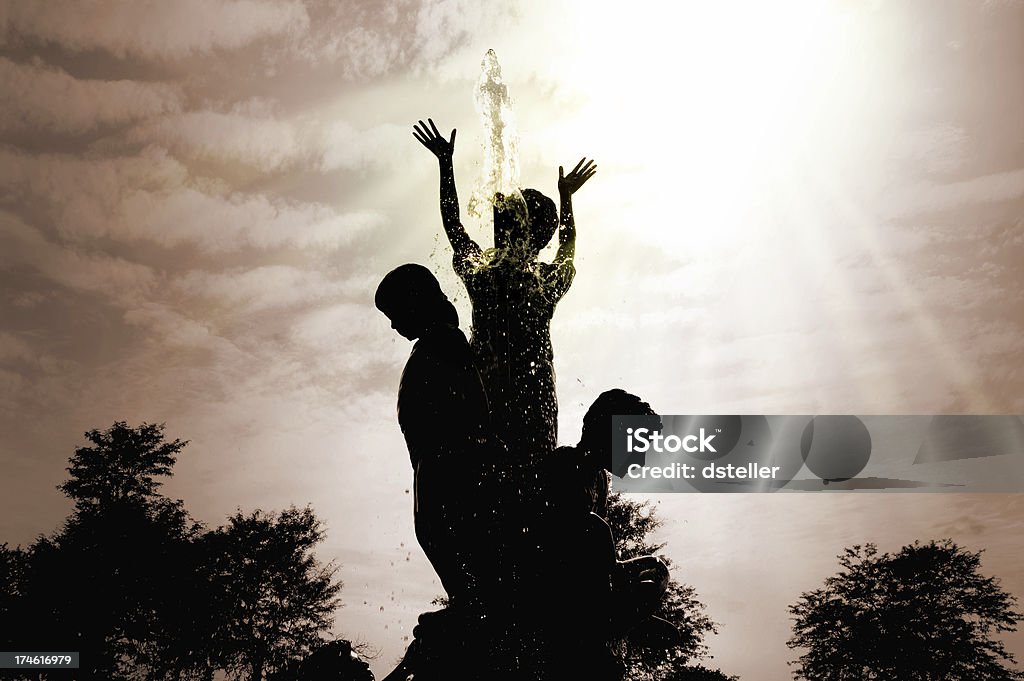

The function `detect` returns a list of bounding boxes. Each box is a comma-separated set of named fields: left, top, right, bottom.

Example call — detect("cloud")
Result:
left=124, top=107, right=408, bottom=174
left=0, top=331, right=38, bottom=364
left=319, top=120, right=409, bottom=172
left=0, top=331, right=75, bottom=374
left=122, top=303, right=240, bottom=355
left=297, top=20, right=410, bottom=78
left=117, top=184, right=383, bottom=253
left=895, top=125, right=969, bottom=176
left=333, top=24, right=408, bottom=79
left=289, top=302, right=403, bottom=374
left=285, top=0, right=523, bottom=80
left=174, top=266, right=375, bottom=313
left=282, top=0, right=411, bottom=73
left=0, top=211, right=158, bottom=304
left=0, top=57, right=182, bottom=134
left=0, top=144, right=189, bottom=215
left=9, top=290, right=49, bottom=308
left=0, top=0, right=309, bottom=59
left=410, top=0, right=520, bottom=69
left=0, top=0, right=516, bottom=77
left=126, top=106, right=307, bottom=173
left=0, top=146, right=385, bottom=253
left=888, top=168, right=1024, bottom=218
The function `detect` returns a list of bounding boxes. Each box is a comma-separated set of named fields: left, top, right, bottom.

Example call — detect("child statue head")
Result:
left=491, top=188, right=557, bottom=259
left=375, top=264, right=458, bottom=340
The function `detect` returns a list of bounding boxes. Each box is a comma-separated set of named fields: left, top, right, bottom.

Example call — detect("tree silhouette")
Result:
left=788, top=539, right=1024, bottom=681
left=1, top=422, right=360, bottom=681
left=205, top=507, right=343, bottom=681
left=604, top=492, right=732, bottom=681
left=0, top=543, right=26, bottom=639
left=59, top=421, right=187, bottom=509
left=663, top=664, right=739, bottom=680
left=4, top=422, right=208, bottom=679
left=268, top=638, right=374, bottom=681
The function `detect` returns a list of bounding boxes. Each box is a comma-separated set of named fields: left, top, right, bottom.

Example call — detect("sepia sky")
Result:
left=1, top=1, right=1023, bottom=678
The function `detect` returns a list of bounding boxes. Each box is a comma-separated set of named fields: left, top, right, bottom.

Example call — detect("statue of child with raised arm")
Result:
left=413, top=118, right=596, bottom=460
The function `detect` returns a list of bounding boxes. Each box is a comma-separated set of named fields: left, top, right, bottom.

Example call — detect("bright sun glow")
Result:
left=549, top=1, right=861, bottom=252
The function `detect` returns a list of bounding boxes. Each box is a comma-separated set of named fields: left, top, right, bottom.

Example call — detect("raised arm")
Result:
left=555, top=157, right=597, bottom=265
left=412, top=119, right=480, bottom=261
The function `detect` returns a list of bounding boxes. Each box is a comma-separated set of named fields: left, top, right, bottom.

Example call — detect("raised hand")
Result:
left=413, top=118, right=456, bottom=162
left=558, top=158, right=597, bottom=196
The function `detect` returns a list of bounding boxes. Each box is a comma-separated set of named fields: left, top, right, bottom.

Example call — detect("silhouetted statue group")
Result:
left=375, top=118, right=674, bottom=680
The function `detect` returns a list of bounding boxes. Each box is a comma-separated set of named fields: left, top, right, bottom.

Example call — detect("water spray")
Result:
left=468, top=49, right=524, bottom=233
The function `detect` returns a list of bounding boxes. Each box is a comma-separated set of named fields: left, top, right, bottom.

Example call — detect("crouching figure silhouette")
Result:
left=542, top=390, right=680, bottom=648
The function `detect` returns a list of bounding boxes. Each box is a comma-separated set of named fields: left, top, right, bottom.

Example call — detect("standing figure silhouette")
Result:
left=413, top=118, right=596, bottom=461
left=374, top=264, right=506, bottom=609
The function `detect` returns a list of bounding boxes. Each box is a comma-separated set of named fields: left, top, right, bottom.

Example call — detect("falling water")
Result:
left=467, top=49, right=522, bottom=227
